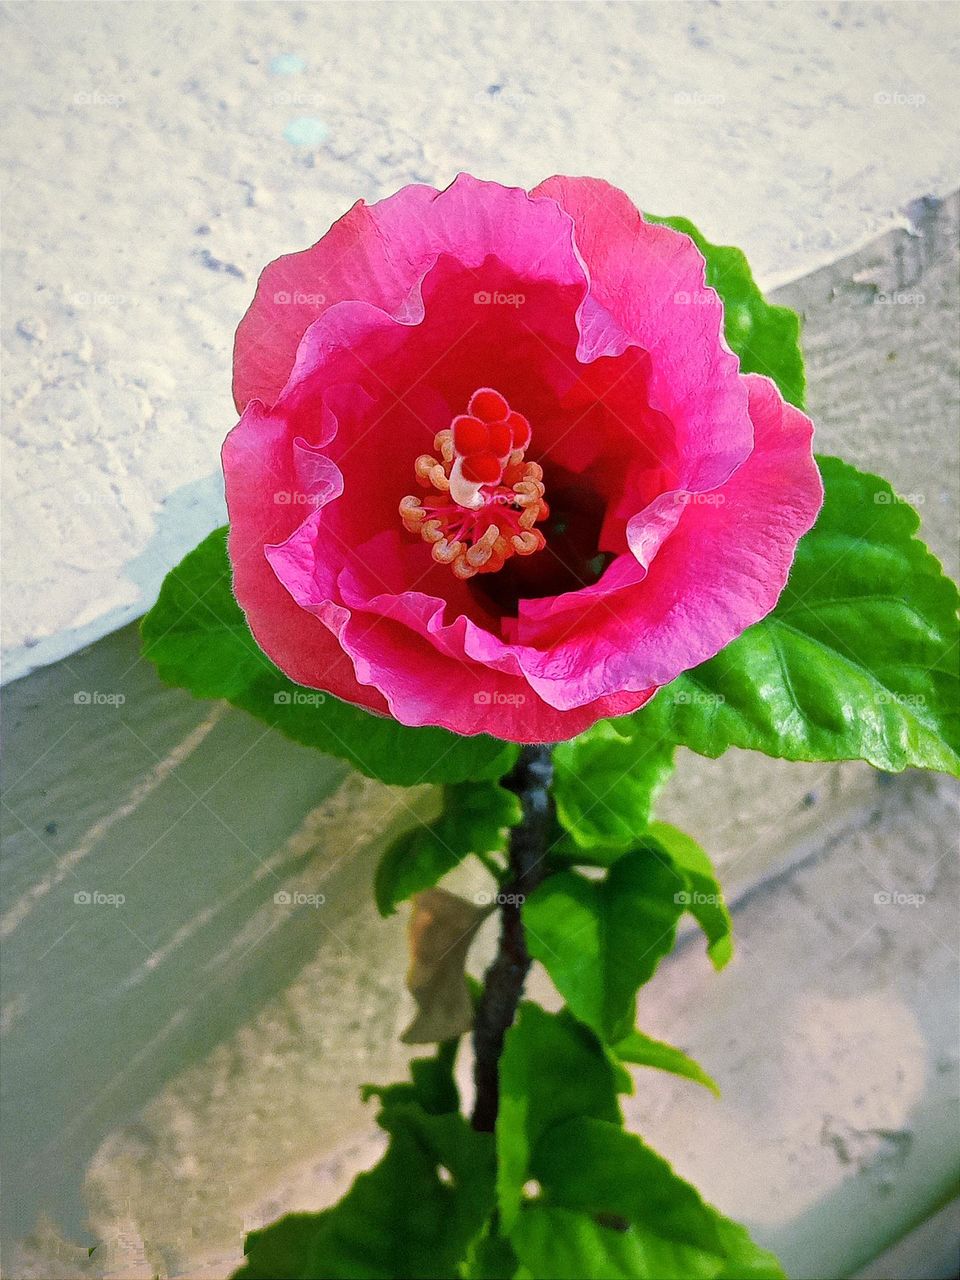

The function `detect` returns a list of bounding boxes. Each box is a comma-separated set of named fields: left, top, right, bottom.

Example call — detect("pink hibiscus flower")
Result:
left=223, top=174, right=822, bottom=742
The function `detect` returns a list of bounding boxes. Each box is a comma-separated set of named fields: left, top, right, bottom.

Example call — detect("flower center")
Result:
left=399, top=387, right=548, bottom=580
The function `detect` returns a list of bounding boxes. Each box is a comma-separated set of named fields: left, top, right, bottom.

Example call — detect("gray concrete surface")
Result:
left=3, top=0, right=959, bottom=681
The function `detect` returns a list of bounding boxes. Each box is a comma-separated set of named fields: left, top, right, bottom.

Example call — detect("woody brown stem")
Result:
left=471, top=743, right=554, bottom=1132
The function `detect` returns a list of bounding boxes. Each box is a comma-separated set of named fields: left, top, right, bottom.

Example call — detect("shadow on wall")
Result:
left=0, top=618, right=417, bottom=1251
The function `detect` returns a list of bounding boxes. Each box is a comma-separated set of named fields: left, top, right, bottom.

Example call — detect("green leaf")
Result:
left=614, top=1029, right=720, bottom=1097
left=361, top=1038, right=460, bottom=1116
left=141, top=528, right=518, bottom=786
left=650, top=823, right=733, bottom=970
left=236, top=1104, right=494, bottom=1280
left=529, top=1118, right=785, bottom=1280
left=510, top=1206, right=651, bottom=1279
left=461, top=1222, right=520, bottom=1280
left=553, top=722, right=676, bottom=853
left=239, top=1046, right=488, bottom=1279
left=375, top=784, right=520, bottom=916
left=236, top=1214, right=327, bottom=1280
left=522, top=847, right=686, bottom=1042
left=619, top=458, right=960, bottom=777
left=647, top=212, right=805, bottom=408
left=496, top=1005, right=621, bottom=1230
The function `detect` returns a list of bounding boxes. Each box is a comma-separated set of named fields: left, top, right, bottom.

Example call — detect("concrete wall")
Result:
left=3, top=0, right=959, bottom=682
left=2, top=4, right=958, bottom=1278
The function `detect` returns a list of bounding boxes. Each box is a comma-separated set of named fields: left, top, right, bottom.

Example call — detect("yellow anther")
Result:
left=434, top=429, right=455, bottom=462
left=511, top=530, right=542, bottom=555
left=399, top=495, right=426, bottom=520
left=466, top=542, right=493, bottom=568
left=399, top=395, right=549, bottom=578
left=432, top=538, right=463, bottom=564
left=415, top=455, right=438, bottom=484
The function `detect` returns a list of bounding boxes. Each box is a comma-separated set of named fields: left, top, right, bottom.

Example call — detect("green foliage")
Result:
left=360, top=1037, right=460, bottom=1115
left=617, top=459, right=960, bottom=777
left=650, top=823, right=734, bottom=970
left=496, top=1004, right=621, bottom=1230
left=648, top=212, right=806, bottom=408
left=527, top=1118, right=785, bottom=1279
left=141, top=528, right=518, bottom=786
left=523, top=848, right=685, bottom=1043
left=236, top=1045, right=495, bottom=1280
left=375, top=783, right=521, bottom=916
left=553, top=723, right=676, bottom=853
left=613, top=1029, right=720, bottom=1097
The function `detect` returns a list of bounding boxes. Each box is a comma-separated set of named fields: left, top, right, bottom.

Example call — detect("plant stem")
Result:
left=471, top=743, right=555, bottom=1132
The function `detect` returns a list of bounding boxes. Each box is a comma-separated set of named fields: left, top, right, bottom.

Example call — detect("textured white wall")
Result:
left=2, top=0, right=958, bottom=681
